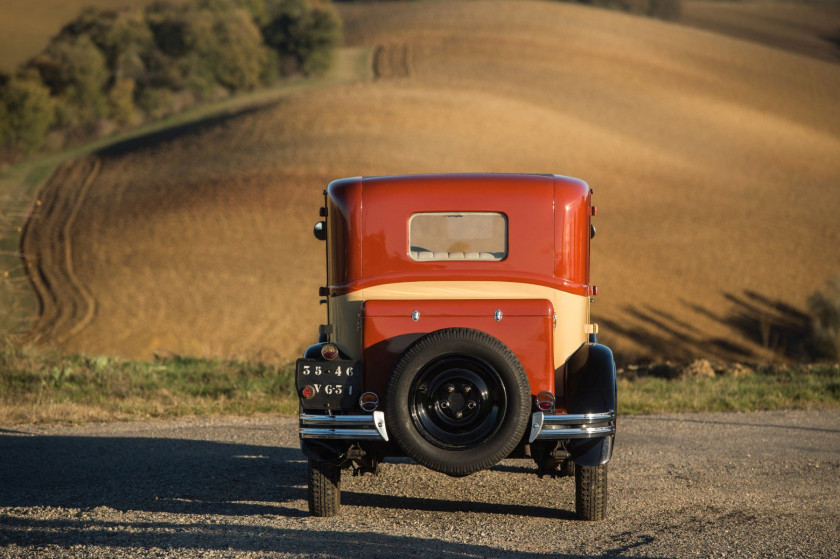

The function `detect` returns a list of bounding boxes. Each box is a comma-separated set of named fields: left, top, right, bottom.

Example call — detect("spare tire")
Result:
left=385, top=328, right=531, bottom=476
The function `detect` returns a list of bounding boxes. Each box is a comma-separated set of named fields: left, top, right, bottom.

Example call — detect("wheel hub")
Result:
left=410, top=355, right=508, bottom=449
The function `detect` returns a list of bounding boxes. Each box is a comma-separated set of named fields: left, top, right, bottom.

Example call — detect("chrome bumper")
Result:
left=528, top=411, right=616, bottom=443
left=300, top=411, right=389, bottom=442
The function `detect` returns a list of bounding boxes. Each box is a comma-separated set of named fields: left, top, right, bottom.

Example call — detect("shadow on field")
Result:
left=600, top=289, right=810, bottom=365
left=95, top=102, right=281, bottom=159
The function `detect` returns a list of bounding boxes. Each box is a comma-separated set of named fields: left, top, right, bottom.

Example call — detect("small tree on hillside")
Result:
left=29, top=35, right=110, bottom=130
left=0, top=72, right=55, bottom=154
left=261, top=0, right=342, bottom=76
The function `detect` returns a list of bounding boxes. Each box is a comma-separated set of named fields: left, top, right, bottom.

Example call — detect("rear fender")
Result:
left=564, top=338, right=617, bottom=466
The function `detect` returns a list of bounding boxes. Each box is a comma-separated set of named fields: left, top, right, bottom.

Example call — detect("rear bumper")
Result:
left=528, top=411, right=615, bottom=443
left=300, top=411, right=389, bottom=442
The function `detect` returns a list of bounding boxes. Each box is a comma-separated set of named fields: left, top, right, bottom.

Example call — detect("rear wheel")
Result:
left=308, top=459, right=340, bottom=517
left=575, top=463, right=607, bottom=521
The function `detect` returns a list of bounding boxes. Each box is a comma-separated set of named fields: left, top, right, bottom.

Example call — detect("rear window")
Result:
left=409, top=212, right=507, bottom=261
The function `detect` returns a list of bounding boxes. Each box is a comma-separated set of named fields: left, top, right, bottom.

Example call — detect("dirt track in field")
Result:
left=19, top=0, right=840, bottom=363
left=1, top=410, right=838, bottom=558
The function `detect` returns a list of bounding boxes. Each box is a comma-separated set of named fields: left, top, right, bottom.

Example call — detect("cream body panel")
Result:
left=329, top=281, right=589, bottom=368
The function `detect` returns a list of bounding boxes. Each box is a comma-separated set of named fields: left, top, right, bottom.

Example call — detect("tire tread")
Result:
left=308, top=459, right=340, bottom=517
left=575, top=463, right=607, bottom=521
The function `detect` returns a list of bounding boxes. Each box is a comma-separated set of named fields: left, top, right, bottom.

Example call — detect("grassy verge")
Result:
left=2, top=338, right=838, bottom=425
left=618, top=363, right=840, bottom=415
left=0, top=339, right=297, bottom=425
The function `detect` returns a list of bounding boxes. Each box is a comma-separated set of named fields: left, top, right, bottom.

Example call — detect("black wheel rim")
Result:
left=409, top=354, right=508, bottom=450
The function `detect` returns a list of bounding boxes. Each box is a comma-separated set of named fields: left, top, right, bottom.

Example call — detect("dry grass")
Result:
left=12, top=0, right=840, bottom=365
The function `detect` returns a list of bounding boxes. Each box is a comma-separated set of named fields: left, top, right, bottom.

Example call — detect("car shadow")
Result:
left=0, top=431, right=672, bottom=557
left=344, top=490, right=576, bottom=520
left=0, top=433, right=307, bottom=517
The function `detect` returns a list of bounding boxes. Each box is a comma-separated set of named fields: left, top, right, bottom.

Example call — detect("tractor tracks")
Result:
left=372, top=43, right=414, bottom=80
left=20, top=157, right=101, bottom=346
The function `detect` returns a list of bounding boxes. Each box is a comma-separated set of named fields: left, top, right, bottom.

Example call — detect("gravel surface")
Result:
left=1, top=410, right=838, bottom=558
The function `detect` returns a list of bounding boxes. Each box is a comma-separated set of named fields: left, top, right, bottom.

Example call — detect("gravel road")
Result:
left=2, top=410, right=838, bottom=558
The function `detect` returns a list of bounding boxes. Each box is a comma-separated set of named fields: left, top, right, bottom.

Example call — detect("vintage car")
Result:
left=296, top=174, right=616, bottom=520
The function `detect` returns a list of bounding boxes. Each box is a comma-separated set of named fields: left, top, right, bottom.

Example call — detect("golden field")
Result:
left=13, top=0, right=840, bottom=364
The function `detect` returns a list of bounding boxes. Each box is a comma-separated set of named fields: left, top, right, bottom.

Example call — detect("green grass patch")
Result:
left=618, top=363, right=840, bottom=414
left=0, top=338, right=298, bottom=424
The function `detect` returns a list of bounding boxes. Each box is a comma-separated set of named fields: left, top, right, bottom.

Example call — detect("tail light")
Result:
left=320, top=344, right=339, bottom=360
left=359, top=392, right=379, bottom=412
left=536, top=391, right=555, bottom=413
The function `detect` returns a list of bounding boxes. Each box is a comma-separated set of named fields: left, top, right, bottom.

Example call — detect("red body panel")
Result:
left=361, top=299, right=556, bottom=400
left=327, top=174, right=591, bottom=295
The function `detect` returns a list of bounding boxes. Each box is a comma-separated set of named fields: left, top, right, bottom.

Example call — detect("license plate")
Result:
left=295, top=358, right=363, bottom=410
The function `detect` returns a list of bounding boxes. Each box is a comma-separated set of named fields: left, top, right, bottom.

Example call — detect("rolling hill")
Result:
left=19, top=0, right=840, bottom=364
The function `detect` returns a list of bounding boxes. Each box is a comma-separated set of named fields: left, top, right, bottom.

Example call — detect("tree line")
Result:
left=0, top=0, right=341, bottom=161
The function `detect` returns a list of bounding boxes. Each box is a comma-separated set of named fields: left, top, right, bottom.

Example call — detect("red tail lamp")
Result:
left=536, top=391, right=555, bottom=412
left=301, top=385, right=316, bottom=399
left=359, top=392, right=379, bottom=412
left=320, top=344, right=339, bottom=360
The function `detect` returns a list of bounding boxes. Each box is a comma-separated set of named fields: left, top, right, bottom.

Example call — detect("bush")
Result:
left=29, top=35, right=110, bottom=130
left=808, top=277, right=840, bottom=361
left=0, top=72, right=55, bottom=154
left=261, top=0, right=342, bottom=76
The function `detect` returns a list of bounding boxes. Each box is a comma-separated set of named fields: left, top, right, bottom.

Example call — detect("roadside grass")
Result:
left=618, top=363, right=840, bottom=415
left=0, top=338, right=298, bottom=425
left=2, top=337, right=838, bottom=425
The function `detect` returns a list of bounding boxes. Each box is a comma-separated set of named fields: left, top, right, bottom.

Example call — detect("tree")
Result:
left=29, top=35, right=110, bottom=129
left=261, top=0, right=342, bottom=76
left=0, top=72, right=55, bottom=154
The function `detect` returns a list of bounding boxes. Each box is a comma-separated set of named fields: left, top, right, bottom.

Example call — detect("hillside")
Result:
left=20, top=0, right=840, bottom=363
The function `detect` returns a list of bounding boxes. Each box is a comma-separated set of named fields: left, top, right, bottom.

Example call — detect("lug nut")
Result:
left=467, top=401, right=476, bottom=410
left=455, top=411, right=463, bottom=419
left=463, top=385, right=471, bottom=393
left=446, top=384, right=455, bottom=393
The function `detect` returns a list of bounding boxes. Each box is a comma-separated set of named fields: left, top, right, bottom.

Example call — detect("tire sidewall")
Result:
left=386, top=328, right=531, bottom=476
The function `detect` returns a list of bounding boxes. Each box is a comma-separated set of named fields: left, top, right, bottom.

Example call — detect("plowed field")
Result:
left=21, top=0, right=840, bottom=363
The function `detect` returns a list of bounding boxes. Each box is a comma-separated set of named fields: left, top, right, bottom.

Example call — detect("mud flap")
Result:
left=564, top=339, right=617, bottom=466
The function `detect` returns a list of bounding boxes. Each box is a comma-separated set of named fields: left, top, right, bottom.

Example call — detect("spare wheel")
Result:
left=385, top=328, right=531, bottom=476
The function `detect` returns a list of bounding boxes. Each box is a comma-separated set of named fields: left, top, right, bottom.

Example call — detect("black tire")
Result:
left=308, top=459, right=340, bottom=517
left=575, top=464, right=607, bottom=521
left=385, top=328, right=531, bottom=476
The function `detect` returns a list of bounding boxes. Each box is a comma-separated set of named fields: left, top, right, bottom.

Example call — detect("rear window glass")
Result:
left=409, top=212, right=507, bottom=261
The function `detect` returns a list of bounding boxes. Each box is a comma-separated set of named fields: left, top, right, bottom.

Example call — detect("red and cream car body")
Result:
left=297, top=174, right=616, bottom=520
